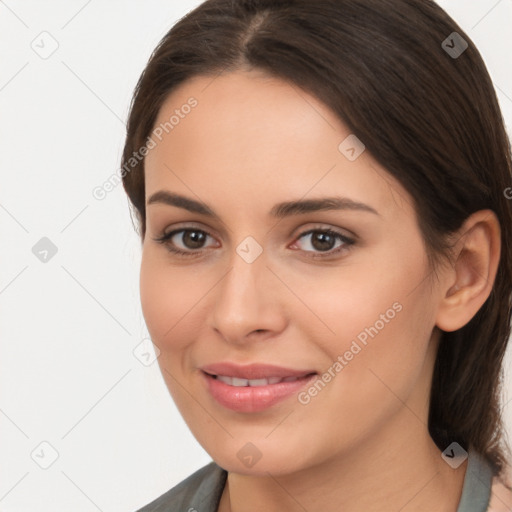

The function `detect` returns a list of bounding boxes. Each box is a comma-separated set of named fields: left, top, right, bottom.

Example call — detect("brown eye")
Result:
left=293, top=228, right=355, bottom=257
left=179, top=230, right=208, bottom=249
left=153, top=228, right=217, bottom=256
left=310, top=231, right=337, bottom=251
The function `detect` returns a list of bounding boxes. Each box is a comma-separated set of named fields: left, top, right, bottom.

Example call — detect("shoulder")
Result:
left=487, top=463, right=512, bottom=511
left=134, top=461, right=227, bottom=512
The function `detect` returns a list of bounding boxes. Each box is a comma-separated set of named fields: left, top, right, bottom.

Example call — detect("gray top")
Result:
left=135, top=447, right=493, bottom=512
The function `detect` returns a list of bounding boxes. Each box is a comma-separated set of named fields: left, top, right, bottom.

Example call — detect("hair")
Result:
left=121, top=0, right=512, bottom=478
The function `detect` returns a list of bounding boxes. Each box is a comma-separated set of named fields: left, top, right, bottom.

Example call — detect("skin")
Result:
left=139, top=69, right=501, bottom=512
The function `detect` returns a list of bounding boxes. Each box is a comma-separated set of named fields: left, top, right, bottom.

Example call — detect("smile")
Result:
left=201, top=370, right=317, bottom=413
left=210, top=374, right=305, bottom=386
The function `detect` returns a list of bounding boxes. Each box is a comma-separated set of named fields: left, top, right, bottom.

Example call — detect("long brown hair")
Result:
left=121, top=0, right=512, bottom=477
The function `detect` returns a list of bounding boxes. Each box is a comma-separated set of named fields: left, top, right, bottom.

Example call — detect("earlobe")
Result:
left=435, top=210, right=501, bottom=333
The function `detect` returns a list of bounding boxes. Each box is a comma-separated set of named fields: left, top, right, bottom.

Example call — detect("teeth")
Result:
left=215, top=375, right=301, bottom=386
left=232, top=377, right=249, bottom=387
left=282, top=376, right=300, bottom=382
left=247, top=378, right=270, bottom=386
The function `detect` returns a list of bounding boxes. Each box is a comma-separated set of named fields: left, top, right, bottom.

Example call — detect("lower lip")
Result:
left=201, top=371, right=317, bottom=413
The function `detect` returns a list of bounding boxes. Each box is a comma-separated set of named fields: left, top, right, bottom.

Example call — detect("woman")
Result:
left=122, top=0, right=512, bottom=510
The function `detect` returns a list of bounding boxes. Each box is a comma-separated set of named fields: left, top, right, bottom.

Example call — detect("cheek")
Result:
left=289, top=279, right=436, bottom=455
left=139, top=252, right=167, bottom=340
left=291, top=237, right=436, bottom=393
left=279, top=243, right=430, bottom=350
left=139, top=249, right=200, bottom=346
left=139, top=247, right=226, bottom=378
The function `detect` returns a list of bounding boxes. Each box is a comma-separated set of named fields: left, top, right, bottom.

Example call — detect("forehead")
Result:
left=144, top=70, right=413, bottom=221
left=149, top=70, right=342, bottom=161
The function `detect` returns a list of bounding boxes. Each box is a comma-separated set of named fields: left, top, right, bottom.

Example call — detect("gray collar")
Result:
left=456, top=447, right=493, bottom=512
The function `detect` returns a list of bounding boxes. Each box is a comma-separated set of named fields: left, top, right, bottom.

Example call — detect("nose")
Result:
left=208, top=249, right=288, bottom=346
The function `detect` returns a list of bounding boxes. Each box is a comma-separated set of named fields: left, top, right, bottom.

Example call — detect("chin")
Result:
left=203, top=438, right=314, bottom=477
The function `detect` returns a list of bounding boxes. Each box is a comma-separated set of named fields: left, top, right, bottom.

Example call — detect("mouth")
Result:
left=199, top=364, right=318, bottom=413
left=200, top=361, right=317, bottom=381
left=203, top=372, right=316, bottom=387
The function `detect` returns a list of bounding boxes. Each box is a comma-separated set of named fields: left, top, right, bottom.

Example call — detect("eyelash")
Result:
left=152, top=226, right=356, bottom=260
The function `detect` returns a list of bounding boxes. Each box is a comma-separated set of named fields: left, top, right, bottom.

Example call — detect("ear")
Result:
left=435, top=209, right=501, bottom=332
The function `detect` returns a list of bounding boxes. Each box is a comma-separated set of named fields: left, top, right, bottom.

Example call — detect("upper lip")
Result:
left=200, top=362, right=317, bottom=380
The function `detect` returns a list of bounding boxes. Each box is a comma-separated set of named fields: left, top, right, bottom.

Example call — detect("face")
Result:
left=140, top=69, right=445, bottom=476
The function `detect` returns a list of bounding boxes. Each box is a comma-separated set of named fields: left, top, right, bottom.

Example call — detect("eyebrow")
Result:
left=147, top=190, right=379, bottom=218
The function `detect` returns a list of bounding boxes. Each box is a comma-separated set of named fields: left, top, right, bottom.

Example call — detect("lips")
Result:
left=198, top=362, right=317, bottom=412
left=200, top=362, right=317, bottom=381
left=201, top=370, right=317, bottom=413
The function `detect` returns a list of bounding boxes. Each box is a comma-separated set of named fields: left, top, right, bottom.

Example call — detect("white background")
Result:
left=0, top=1, right=511, bottom=511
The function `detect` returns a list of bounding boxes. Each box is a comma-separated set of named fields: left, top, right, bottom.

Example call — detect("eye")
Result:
left=152, top=226, right=355, bottom=259
left=152, top=228, right=218, bottom=257
left=291, top=228, right=355, bottom=257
